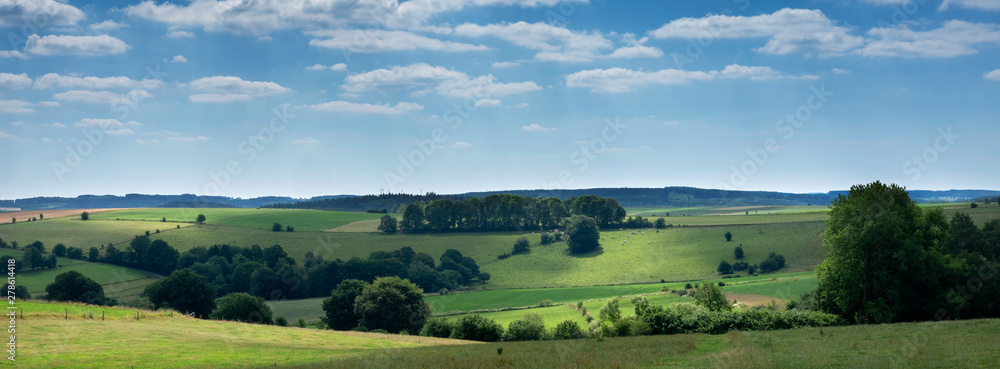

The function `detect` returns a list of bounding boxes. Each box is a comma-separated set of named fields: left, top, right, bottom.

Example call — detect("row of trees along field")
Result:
left=385, top=194, right=627, bottom=233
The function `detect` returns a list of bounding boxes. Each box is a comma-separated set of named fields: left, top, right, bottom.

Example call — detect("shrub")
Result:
left=297, top=318, right=307, bottom=328
left=420, top=318, right=454, bottom=338
left=503, top=316, right=546, bottom=341
left=654, top=217, right=666, bottom=229
left=271, top=222, right=283, bottom=232
left=275, top=316, right=288, bottom=326
left=732, top=261, right=749, bottom=271
left=971, top=202, right=978, bottom=208
left=81, top=212, right=89, bottom=221
left=758, top=252, right=786, bottom=273
left=209, top=292, right=273, bottom=324
left=450, top=314, right=504, bottom=342
left=725, top=231, right=732, bottom=242
left=552, top=319, right=585, bottom=339
left=512, top=237, right=530, bottom=254
left=539, top=299, right=554, bottom=307
left=734, top=245, right=744, bottom=259
left=717, top=260, right=733, bottom=275
left=540, top=232, right=552, bottom=245
left=684, top=282, right=693, bottom=289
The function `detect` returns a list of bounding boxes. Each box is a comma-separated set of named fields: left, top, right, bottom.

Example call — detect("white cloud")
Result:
left=37, top=101, right=60, bottom=107
left=861, top=21, right=1000, bottom=58
left=165, top=30, right=195, bottom=39
left=609, top=44, right=663, bottom=59
left=0, top=73, right=32, bottom=90
left=171, top=55, right=188, bottom=63
left=940, top=0, right=1000, bottom=11
left=566, top=64, right=818, bottom=93
left=307, top=29, right=489, bottom=53
left=514, top=102, right=530, bottom=108
left=135, top=139, right=160, bottom=144
left=454, top=21, right=614, bottom=62
left=307, top=63, right=347, bottom=71
left=344, top=63, right=541, bottom=98
left=10, top=121, right=24, bottom=126
left=0, top=0, right=86, bottom=27
left=89, top=20, right=129, bottom=32
left=492, top=61, right=520, bottom=68
left=0, top=50, right=28, bottom=59
left=449, top=141, right=472, bottom=149
left=54, top=90, right=147, bottom=104
left=831, top=68, right=851, bottom=74
left=34, top=73, right=165, bottom=90
left=24, top=34, right=130, bottom=56
left=307, top=100, right=424, bottom=114
left=165, top=135, right=209, bottom=142
left=863, top=0, right=910, bottom=5
left=0, top=131, right=16, bottom=140
left=985, top=69, right=1000, bottom=81
left=0, top=100, right=35, bottom=113
left=475, top=98, right=501, bottom=107
left=662, top=120, right=681, bottom=125
left=393, top=0, right=589, bottom=28
left=522, top=123, right=554, bottom=132
left=188, top=76, right=290, bottom=103
left=649, top=8, right=864, bottom=57
left=49, top=122, right=66, bottom=128
left=73, top=118, right=141, bottom=129
left=294, top=137, right=320, bottom=146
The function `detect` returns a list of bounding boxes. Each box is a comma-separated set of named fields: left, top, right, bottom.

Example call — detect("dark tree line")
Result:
left=395, top=194, right=626, bottom=233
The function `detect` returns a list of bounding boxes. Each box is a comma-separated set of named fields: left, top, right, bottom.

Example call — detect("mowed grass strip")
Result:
left=17, top=302, right=477, bottom=369
left=292, top=318, right=1000, bottom=369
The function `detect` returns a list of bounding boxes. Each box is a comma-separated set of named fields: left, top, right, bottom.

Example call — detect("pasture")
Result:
left=89, top=208, right=386, bottom=231
left=299, top=318, right=1000, bottom=369
left=17, top=261, right=158, bottom=298
left=15, top=301, right=476, bottom=369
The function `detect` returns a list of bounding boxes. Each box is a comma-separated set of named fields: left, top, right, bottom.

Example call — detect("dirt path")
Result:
left=0, top=208, right=128, bottom=224
left=724, top=292, right=788, bottom=308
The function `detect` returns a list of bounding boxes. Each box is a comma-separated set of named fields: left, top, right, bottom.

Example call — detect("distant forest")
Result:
left=4, top=187, right=999, bottom=211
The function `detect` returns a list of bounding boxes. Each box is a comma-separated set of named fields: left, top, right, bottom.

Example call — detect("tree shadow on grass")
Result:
left=566, top=247, right=604, bottom=258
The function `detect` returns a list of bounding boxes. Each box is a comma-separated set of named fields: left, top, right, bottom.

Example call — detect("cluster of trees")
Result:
left=271, top=223, right=294, bottom=232
left=717, top=244, right=785, bottom=275
left=322, top=277, right=431, bottom=333
left=392, top=194, right=626, bottom=233
left=1, top=241, right=58, bottom=271
left=814, top=181, right=1000, bottom=324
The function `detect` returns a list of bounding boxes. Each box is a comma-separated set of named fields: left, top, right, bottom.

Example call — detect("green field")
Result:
left=17, top=261, right=158, bottom=297
left=0, top=216, right=194, bottom=251
left=16, top=301, right=476, bottom=369
left=299, top=318, right=1000, bottom=368
left=441, top=304, right=590, bottom=329
left=267, top=297, right=328, bottom=323
left=89, top=208, right=386, bottom=231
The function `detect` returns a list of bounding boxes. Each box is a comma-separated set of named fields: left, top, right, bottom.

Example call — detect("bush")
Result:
left=684, top=282, right=693, bottom=289
left=275, top=316, right=288, bottom=326
left=971, top=202, right=978, bottom=208
left=717, top=260, right=733, bottom=275
left=298, top=318, right=307, bottom=328
left=540, top=232, right=552, bottom=245
left=734, top=245, right=744, bottom=259
left=655, top=218, right=666, bottom=229
left=271, top=222, right=283, bottom=232
left=552, top=319, right=585, bottom=339
left=45, top=271, right=108, bottom=305
left=209, top=292, right=273, bottom=324
left=758, top=252, right=786, bottom=273
left=420, top=318, right=454, bottom=338
left=732, top=261, right=749, bottom=271
left=81, top=212, right=89, bottom=221
left=539, top=299, right=554, bottom=307
left=637, top=303, right=845, bottom=336
left=725, top=231, right=732, bottom=242
left=450, top=314, right=504, bottom=342
left=503, top=316, right=546, bottom=341
left=512, top=237, right=530, bottom=254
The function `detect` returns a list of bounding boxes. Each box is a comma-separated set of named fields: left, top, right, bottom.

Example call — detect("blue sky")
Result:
left=1, top=0, right=998, bottom=199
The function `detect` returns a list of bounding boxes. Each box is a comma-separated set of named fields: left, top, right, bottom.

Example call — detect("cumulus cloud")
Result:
left=89, top=20, right=129, bottom=32
left=939, top=0, right=1000, bottom=11
left=307, top=29, right=489, bottom=53
left=521, top=123, right=554, bottom=132
left=0, top=73, right=32, bottom=90
left=985, top=69, right=1000, bottom=81
left=492, top=61, right=520, bottom=68
left=33, top=73, right=165, bottom=90
left=475, top=99, right=501, bottom=107
left=566, top=64, right=818, bottom=93
left=649, top=8, right=863, bottom=57
left=0, top=0, right=86, bottom=27
left=0, top=50, right=28, bottom=59
left=294, top=137, right=320, bottom=146
left=306, top=100, right=424, bottom=114
left=165, top=30, right=195, bottom=39
left=24, top=34, right=130, bottom=56
left=307, top=63, right=347, bottom=71
left=171, top=55, right=188, bottom=63
left=343, top=63, right=541, bottom=98
left=54, top=90, right=152, bottom=104
left=861, top=20, right=1000, bottom=58
left=0, top=131, right=16, bottom=140
left=188, top=76, right=290, bottom=103
left=454, top=21, right=614, bottom=62
left=0, top=100, right=36, bottom=113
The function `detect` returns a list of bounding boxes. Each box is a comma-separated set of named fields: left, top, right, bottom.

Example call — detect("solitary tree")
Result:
left=377, top=215, right=398, bottom=234
left=512, top=237, right=530, bottom=254
left=196, top=214, right=206, bottom=224
left=144, top=269, right=217, bottom=318
left=45, top=271, right=108, bottom=305
left=734, top=245, right=744, bottom=259
left=354, top=276, right=431, bottom=334
left=693, top=281, right=731, bottom=312
left=815, top=181, right=948, bottom=324
left=271, top=222, right=283, bottom=232
left=38, top=213, right=43, bottom=220
left=565, top=215, right=600, bottom=254
left=80, top=212, right=88, bottom=221
left=654, top=217, right=666, bottom=229
left=724, top=231, right=733, bottom=242
left=210, top=293, right=273, bottom=324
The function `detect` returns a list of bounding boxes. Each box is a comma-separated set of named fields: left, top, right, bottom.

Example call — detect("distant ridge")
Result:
left=3, top=187, right=997, bottom=211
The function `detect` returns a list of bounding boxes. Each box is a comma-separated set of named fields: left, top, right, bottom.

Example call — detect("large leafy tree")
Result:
left=565, top=215, right=600, bottom=254
left=377, top=215, right=398, bottom=234
left=400, top=201, right=426, bottom=233
left=210, top=293, right=273, bottom=324
left=354, top=276, right=431, bottom=334
left=815, top=181, right=952, bottom=324
left=144, top=269, right=217, bottom=318
left=45, top=270, right=108, bottom=305
left=322, top=279, right=369, bottom=330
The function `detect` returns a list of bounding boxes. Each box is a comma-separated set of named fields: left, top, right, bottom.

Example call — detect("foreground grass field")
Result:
left=293, top=318, right=1000, bottom=369
left=17, top=301, right=476, bottom=369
